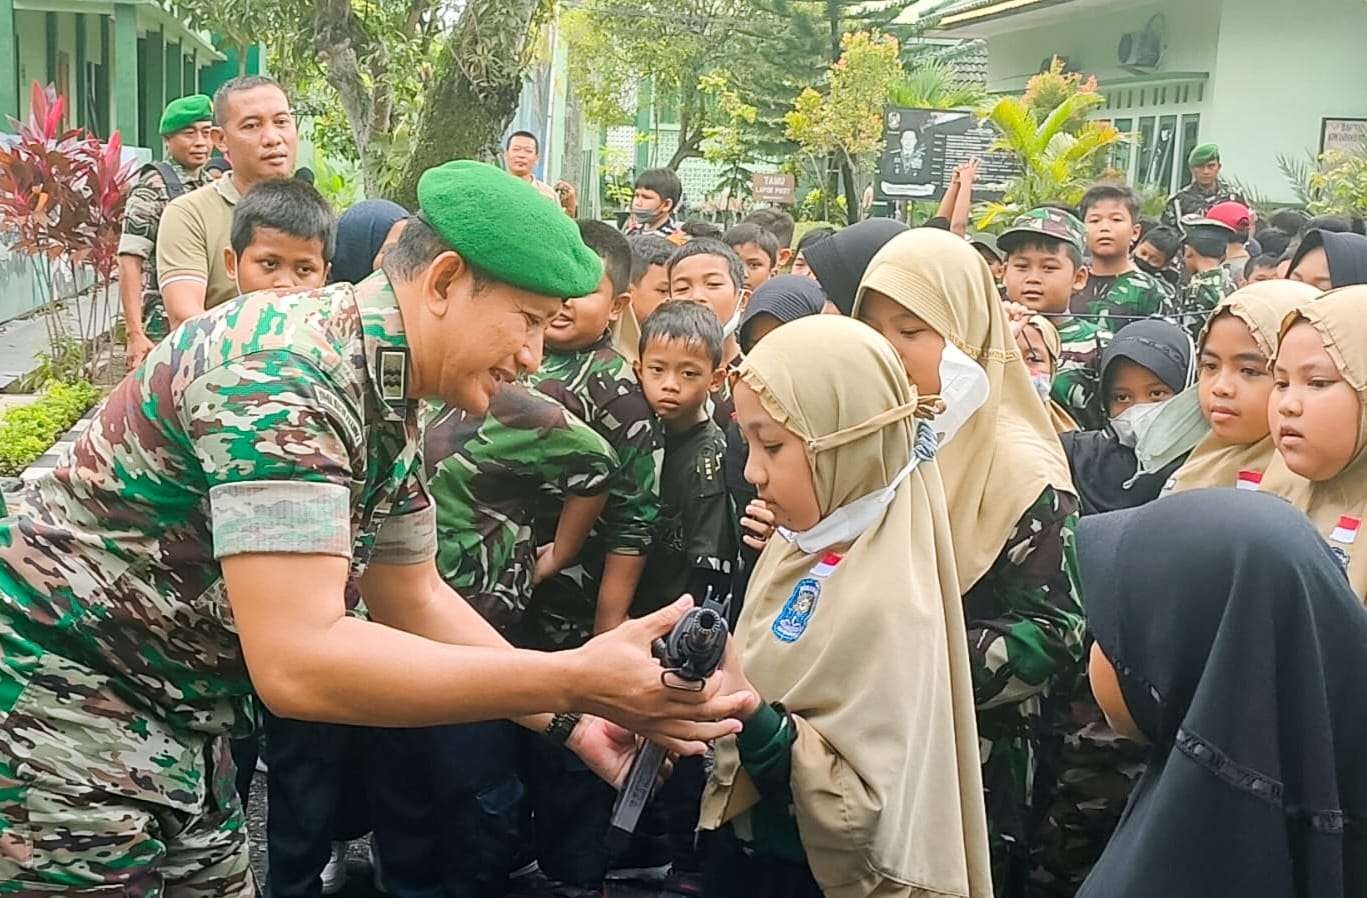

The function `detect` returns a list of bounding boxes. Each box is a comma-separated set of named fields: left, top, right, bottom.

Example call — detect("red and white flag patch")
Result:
left=1330, top=515, right=1361, bottom=544
left=1235, top=470, right=1263, bottom=491
left=811, top=552, right=843, bottom=578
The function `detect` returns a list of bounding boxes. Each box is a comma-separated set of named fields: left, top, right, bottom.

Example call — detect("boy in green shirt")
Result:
left=1073, top=184, right=1174, bottom=329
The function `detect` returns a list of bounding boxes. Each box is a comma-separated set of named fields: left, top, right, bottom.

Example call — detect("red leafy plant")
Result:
left=0, top=82, right=136, bottom=382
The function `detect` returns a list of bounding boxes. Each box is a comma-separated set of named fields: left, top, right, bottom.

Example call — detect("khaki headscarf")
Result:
left=855, top=228, right=1074, bottom=591
left=1261, top=285, right=1367, bottom=601
left=611, top=305, right=642, bottom=364
left=699, top=316, right=991, bottom=898
left=1025, top=314, right=1078, bottom=435
left=1168, top=280, right=1320, bottom=494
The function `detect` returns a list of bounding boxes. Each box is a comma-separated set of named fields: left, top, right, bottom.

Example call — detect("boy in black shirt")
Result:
left=633, top=301, right=737, bottom=613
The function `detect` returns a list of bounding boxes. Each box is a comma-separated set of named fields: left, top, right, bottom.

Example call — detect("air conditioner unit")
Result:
left=1119, top=16, right=1165, bottom=68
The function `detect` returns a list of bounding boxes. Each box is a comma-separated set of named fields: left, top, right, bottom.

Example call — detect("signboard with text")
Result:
left=1321, top=118, right=1367, bottom=155
left=751, top=172, right=797, bottom=205
left=877, top=107, right=1021, bottom=202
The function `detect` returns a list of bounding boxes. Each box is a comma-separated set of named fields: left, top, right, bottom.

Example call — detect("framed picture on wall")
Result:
left=1320, top=118, right=1367, bottom=155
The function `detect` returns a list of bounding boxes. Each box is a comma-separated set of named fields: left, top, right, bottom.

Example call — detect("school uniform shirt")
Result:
left=423, top=384, right=620, bottom=633
left=1069, top=268, right=1174, bottom=332
left=633, top=418, right=736, bottom=615
left=522, top=334, right=664, bottom=648
left=1051, top=316, right=1109, bottom=431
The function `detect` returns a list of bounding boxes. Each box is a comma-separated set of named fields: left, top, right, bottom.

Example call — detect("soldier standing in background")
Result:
left=1162, top=143, right=1245, bottom=229
left=117, top=94, right=214, bottom=369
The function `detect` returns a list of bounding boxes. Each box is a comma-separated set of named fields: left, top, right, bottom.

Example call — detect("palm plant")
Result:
left=975, top=90, right=1122, bottom=228
left=888, top=60, right=986, bottom=111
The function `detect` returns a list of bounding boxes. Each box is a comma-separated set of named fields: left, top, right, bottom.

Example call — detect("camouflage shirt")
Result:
left=522, top=334, right=664, bottom=648
left=424, top=384, right=619, bottom=632
left=1050, top=316, right=1109, bottom=431
left=1161, top=179, right=1245, bottom=229
left=1069, top=268, right=1174, bottom=333
left=1172, top=266, right=1237, bottom=337
left=117, top=160, right=208, bottom=340
left=962, top=487, right=1085, bottom=884
left=0, top=271, right=432, bottom=813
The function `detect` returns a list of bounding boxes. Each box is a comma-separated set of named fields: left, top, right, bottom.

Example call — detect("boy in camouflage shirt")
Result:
left=1175, top=216, right=1238, bottom=337
left=1072, top=184, right=1174, bottom=330
left=1000, top=208, right=1110, bottom=430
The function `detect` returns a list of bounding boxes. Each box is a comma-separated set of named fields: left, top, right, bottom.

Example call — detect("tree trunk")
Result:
left=237, top=42, right=248, bottom=77
left=392, top=0, right=547, bottom=208
left=840, top=159, right=860, bottom=224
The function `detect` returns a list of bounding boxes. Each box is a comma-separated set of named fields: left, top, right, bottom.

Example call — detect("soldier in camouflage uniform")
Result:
left=117, top=95, right=214, bottom=368
left=0, top=161, right=740, bottom=895
left=1161, top=143, right=1246, bottom=229
left=424, top=383, right=620, bottom=632
left=1172, top=217, right=1238, bottom=338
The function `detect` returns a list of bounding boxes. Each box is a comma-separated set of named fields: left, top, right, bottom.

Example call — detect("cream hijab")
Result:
left=1026, top=314, right=1078, bottom=435
left=699, top=316, right=991, bottom=898
left=1262, top=285, right=1367, bottom=602
left=611, top=304, right=642, bottom=364
left=1167, top=280, right=1319, bottom=494
left=855, top=228, right=1074, bottom=591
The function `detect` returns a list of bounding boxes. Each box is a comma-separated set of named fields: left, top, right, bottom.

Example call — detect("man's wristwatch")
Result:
left=544, top=712, right=582, bottom=746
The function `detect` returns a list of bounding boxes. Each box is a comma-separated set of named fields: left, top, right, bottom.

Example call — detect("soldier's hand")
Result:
left=568, top=597, right=753, bottom=755
left=126, top=331, right=154, bottom=370
left=532, top=543, right=557, bottom=586
left=741, top=499, right=776, bottom=551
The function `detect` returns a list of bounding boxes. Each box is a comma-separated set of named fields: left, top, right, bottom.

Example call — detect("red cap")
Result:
left=1206, top=201, right=1252, bottom=230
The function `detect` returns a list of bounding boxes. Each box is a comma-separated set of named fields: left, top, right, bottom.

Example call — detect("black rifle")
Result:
left=606, top=588, right=731, bottom=852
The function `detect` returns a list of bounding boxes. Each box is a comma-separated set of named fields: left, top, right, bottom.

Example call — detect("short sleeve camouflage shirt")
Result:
left=0, top=271, right=429, bottom=811
left=117, top=160, right=208, bottom=340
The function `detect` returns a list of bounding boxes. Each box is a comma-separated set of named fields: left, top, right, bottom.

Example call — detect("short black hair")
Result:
left=506, top=130, right=539, bottom=152
left=1137, top=216, right=1162, bottom=239
left=1186, top=230, right=1228, bottom=261
left=667, top=238, right=745, bottom=293
left=920, top=216, right=951, bottom=230
left=1254, top=227, right=1293, bottom=258
left=634, top=167, right=682, bottom=207
left=1269, top=209, right=1310, bottom=235
left=577, top=219, right=632, bottom=297
left=629, top=235, right=674, bottom=285
left=1137, top=225, right=1182, bottom=262
left=213, top=75, right=285, bottom=126
left=722, top=223, right=779, bottom=266
left=1003, top=235, right=1084, bottom=269
left=680, top=220, right=722, bottom=240
left=795, top=226, right=835, bottom=255
left=1306, top=214, right=1366, bottom=236
left=1245, top=253, right=1280, bottom=279
left=1080, top=183, right=1140, bottom=222
left=230, top=178, right=336, bottom=261
left=380, top=216, right=491, bottom=287
left=639, top=300, right=724, bottom=369
left=742, top=208, right=796, bottom=249
left=1036, top=200, right=1080, bottom=218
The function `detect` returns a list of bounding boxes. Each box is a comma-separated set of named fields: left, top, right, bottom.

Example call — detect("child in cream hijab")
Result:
left=701, top=315, right=990, bottom=898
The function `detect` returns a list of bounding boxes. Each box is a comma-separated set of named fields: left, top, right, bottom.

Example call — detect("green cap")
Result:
left=997, top=206, right=1086, bottom=256
left=159, top=94, right=212, bottom=136
left=1187, top=143, right=1220, bottom=167
left=416, top=160, right=603, bottom=299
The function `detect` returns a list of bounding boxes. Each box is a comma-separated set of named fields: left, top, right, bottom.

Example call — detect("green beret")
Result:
left=417, top=160, right=602, bottom=299
left=159, top=94, right=212, bottom=136
left=1188, top=143, right=1220, bottom=167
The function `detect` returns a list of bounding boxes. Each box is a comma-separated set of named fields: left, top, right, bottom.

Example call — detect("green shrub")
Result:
left=0, top=382, right=101, bottom=478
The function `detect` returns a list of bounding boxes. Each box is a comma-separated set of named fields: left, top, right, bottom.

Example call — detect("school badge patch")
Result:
left=772, top=577, right=822, bottom=643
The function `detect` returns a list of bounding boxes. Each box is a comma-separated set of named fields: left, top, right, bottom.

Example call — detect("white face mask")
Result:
left=1110, top=397, right=1173, bottom=448
left=930, top=342, right=991, bottom=447
left=778, top=454, right=922, bottom=554
left=721, top=301, right=745, bottom=339
left=1128, top=386, right=1210, bottom=484
left=1031, top=372, right=1053, bottom=400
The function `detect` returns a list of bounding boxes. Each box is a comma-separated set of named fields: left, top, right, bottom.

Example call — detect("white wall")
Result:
left=1206, top=0, right=1367, bottom=204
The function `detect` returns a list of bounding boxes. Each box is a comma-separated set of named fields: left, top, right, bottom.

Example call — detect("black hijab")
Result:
left=1061, top=319, right=1193, bottom=515
left=1290, top=228, right=1367, bottom=288
left=1076, top=489, right=1367, bottom=898
left=330, top=199, right=409, bottom=285
left=802, top=218, right=907, bottom=315
left=737, top=275, right=828, bottom=354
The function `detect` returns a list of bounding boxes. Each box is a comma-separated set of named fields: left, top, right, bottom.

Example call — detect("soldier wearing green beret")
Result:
left=117, top=93, right=214, bottom=369
left=1161, top=143, right=1246, bottom=229
left=0, top=160, right=751, bottom=895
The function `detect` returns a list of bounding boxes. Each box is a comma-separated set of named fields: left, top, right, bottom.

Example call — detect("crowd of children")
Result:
left=135, top=152, right=1367, bottom=898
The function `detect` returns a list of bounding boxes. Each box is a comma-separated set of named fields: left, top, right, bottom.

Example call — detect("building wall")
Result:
left=1206, top=0, right=1367, bottom=204
left=15, top=10, right=46, bottom=116
left=984, top=1, right=1223, bottom=92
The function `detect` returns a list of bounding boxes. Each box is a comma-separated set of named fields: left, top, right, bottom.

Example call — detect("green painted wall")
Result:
left=0, top=0, right=14, bottom=119
left=15, top=10, right=46, bottom=117
left=112, top=3, right=138, bottom=137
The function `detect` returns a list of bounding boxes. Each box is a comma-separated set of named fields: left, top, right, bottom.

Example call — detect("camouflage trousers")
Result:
left=0, top=739, right=255, bottom=897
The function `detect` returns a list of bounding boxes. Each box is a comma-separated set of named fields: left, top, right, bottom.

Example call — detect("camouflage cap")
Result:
left=997, top=207, right=1086, bottom=256
left=416, top=160, right=603, bottom=299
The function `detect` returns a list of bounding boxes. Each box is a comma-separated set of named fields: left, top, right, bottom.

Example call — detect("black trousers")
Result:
left=262, top=712, right=438, bottom=898
left=703, top=827, right=822, bottom=898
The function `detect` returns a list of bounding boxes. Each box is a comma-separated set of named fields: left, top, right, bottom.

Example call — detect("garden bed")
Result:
left=0, top=381, right=101, bottom=478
